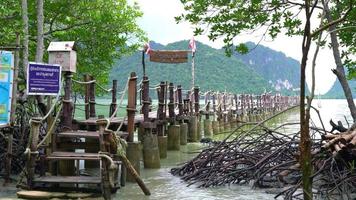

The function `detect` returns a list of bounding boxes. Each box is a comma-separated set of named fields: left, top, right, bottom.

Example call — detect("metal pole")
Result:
left=191, top=52, right=195, bottom=88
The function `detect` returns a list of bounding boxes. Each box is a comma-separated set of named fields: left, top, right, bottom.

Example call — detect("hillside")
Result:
left=233, top=42, right=300, bottom=93
left=110, top=40, right=301, bottom=95
left=324, top=79, right=356, bottom=99
left=111, top=40, right=269, bottom=94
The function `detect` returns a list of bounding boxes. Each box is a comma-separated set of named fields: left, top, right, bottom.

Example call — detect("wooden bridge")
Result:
left=18, top=71, right=299, bottom=199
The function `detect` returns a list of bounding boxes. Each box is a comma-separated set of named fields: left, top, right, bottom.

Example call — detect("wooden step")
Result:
left=34, top=176, right=101, bottom=184
left=57, top=131, right=100, bottom=139
left=47, top=152, right=101, bottom=160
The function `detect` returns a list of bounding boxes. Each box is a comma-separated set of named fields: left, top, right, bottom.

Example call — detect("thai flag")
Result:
left=189, top=37, right=196, bottom=53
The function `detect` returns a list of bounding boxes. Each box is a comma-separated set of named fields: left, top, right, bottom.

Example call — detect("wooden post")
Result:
left=5, top=34, right=20, bottom=183
left=110, top=79, right=117, bottom=117
left=127, top=72, right=137, bottom=142
left=97, top=118, right=111, bottom=200
left=89, top=75, right=96, bottom=118
left=62, top=72, right=73, bottom=129
left=27, top=117, right=41, bottom=188
left=60, top=72, right=75, bottom=175
left=205, top=92, right=210, bottom=120
left=177, top=85, right=183, bottom=116
left=194, top=87, right=199, bottom=115
left=168, top=83, right=175, bottom=120
left=142, top=76, right=150, bottom=121
left=141, top=76, right=160, bottom=168
left=157, top=82, right=165, bottom=136
left=84, top=74, right=90, bottom=119
left=164, top=81, right=168, bottom=120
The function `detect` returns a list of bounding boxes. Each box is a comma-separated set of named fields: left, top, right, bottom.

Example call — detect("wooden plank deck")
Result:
left=57, top=131, right=100, bottom=138
left=47, top=152, right=101, bottom=160
left=34, top=176, right=101, bottom=184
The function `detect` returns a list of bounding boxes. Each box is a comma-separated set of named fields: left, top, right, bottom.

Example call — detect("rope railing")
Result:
left=72, top=78, right=112, bottom=93
left=105, top=77, right=130, bottom=130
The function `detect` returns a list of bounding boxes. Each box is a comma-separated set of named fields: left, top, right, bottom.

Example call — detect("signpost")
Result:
left=27, top=62, right=61, bottom=95
left=149, top=50, right=189, bottom=63
left=0, top=51, right=14, bottom=126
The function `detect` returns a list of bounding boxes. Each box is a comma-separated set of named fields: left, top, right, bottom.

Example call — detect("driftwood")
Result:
left=171, top=114, right=356, bottom=199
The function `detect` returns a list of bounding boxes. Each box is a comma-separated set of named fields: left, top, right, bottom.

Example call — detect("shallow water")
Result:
left=114, top=143, right=276, bottom=200
left=115, top=99, right=354, bottom=200
left=1, top=99, right=353, bottom=199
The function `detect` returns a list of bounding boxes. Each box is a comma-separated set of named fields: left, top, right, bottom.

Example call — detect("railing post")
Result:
left=84, top=74, right=90, bottom=119
left=97, top=118, right=111, bottom=199
left=177, top=85, right=183, bottom=116
left=110, top=79, right=117, bottom=117
left=168, top=83, right=175, bottom=120
left=127, top=72, right=137, bottom=142
left=27, top=117, right=41, bottom=188
left=157, top=82, right=165, bottom=136
left=62, top=72, right=73, bottom=129
left=142, top=76, right=150, bottom=121
left=89, top=75, right=96, bottom=118
left=194, top=86, right=200, bottom=115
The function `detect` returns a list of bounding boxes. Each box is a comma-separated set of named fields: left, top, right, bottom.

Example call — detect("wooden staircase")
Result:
left=28, top=118, right=120, bottom=199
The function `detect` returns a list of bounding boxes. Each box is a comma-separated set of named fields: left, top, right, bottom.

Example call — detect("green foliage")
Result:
left=335, top=0, right=356, bottom=79
left=0, top=0, right=146, bottom=91
left=176, top=0, right=303, bottom=55
left=111, top=40, right=300, bottom=95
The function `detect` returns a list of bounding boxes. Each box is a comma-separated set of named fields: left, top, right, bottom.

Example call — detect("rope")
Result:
left=37, top=103, right=63, bottom=148
left=72, top=79, right=96, bottom=85
left=105, top=77, right=130, bottom=130
left=96, top=82, right=112, bottom=93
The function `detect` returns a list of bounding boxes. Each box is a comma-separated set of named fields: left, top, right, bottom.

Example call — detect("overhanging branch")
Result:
left=311, top=6, right=352, bottom=37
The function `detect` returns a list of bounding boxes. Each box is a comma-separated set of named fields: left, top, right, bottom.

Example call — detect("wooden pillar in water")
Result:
left=167, top=83, right=180, bottom=150
left=141, top=76, right=160, bottom=168
left=194, top=86, right=201, bottom=140
left=157, top=82, right=167, bottom=158
left=127, top=72, right=137, bottom=142
left=126, top=72, right=141, bottom=181
left=177, top=85, right=187, bottom=145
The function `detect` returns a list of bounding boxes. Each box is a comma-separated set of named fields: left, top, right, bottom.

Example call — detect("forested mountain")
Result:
left=324, top=79, right=356, bottom=99
left=110, top=40, right=300, bottom=95
left=234, top=42, right=300, bottom=93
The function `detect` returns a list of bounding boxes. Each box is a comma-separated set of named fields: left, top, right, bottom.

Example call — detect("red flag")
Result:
left=144, top=42, right=152, bottom=55
left=189, top=37, right=196, bottom=53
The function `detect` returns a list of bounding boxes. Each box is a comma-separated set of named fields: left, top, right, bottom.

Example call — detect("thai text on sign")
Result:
left=27, top=63, right=61, bottom=95
left=149, top=50, right=189, bottom=63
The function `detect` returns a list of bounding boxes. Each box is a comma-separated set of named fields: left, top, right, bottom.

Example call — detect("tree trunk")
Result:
left=35, top=0, right=44, bottom=62
left=300, top=1, right=313, bottom=199
left=35, top=0, right=46, bottom=114
left=323, top=1, right=356, bottom=122
left=21, top=0, right=29, bottom=79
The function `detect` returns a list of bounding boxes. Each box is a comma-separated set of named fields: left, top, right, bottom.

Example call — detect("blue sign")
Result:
left=0, top=51, right=14, bottom=126
left=27, top=63, right=61, bottom=95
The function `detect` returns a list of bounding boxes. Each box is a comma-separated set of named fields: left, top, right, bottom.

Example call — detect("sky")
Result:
left=132, top=0, right=338, bottom=95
